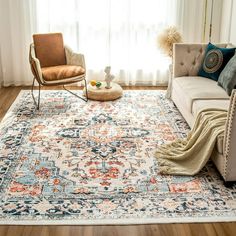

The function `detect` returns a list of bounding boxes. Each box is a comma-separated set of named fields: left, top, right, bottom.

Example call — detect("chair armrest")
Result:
left=65, top=45, right=86, bottom=69
left=29, top=44, right=43, bottom=83
left=223, top=89, right=236, bottom=181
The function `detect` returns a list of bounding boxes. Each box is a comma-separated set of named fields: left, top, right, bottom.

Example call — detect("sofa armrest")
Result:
left=65, top=45, right=86, bottom=69
left=223, top=89, right=236, bottom=181
left=173, top=43, right=228, bottom=78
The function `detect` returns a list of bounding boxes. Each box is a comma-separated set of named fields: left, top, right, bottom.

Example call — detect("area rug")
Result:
left=0, top=90, right=236, bottom=225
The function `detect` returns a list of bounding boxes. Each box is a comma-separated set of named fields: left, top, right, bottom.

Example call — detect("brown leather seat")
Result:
left=42, top=65, right=86, bottom=81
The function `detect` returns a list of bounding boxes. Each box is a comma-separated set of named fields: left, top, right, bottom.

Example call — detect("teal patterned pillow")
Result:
left=198, top=43, right=236, bottom=81
left=218, top=53, right=236, bottom=96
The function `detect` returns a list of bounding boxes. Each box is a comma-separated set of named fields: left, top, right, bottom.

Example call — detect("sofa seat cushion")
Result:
left=192, top=100, right=230, bottom=117
left=42, top=65, right=85, bottom=81
left=173, top=76, right=229, bottom=113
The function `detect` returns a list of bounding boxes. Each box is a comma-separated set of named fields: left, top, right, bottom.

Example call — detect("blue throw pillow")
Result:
left=198, top=43, right=236, bottom=81
left=218, top=53, right=236, bottom=96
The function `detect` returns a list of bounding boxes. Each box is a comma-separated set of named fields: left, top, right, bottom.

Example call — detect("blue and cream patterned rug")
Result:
left=0, top=90, right=236, bottom=225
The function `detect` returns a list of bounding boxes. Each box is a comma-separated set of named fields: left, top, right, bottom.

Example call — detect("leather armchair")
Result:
left=29, top=33, right=88, bottom=109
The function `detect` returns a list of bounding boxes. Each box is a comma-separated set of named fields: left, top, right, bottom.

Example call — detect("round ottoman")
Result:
left=84, top=82, right=123, bottom=101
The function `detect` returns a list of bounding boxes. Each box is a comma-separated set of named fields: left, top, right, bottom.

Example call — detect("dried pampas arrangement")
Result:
left=157, top=26, right=183, bottom=57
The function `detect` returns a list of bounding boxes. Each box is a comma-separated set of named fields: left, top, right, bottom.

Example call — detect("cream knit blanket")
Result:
left=155, top=108, right=228, bottom=175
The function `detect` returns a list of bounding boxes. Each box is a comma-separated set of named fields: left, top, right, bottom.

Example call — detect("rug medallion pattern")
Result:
left=0, top=90, right=236, bottom=223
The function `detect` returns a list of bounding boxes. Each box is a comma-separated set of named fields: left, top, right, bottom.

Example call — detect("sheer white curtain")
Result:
left=0, top=0, right=36, bottom=86
left=35, top=0, right=179, bottom=86
left=0, top=0, right=212, bottom=87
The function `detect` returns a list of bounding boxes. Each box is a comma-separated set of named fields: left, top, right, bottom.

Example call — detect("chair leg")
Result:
left=84, top=79, right=88, bottom=101
left=63, top=79, right=88, bottom=102
left=31, top=77, right=41, bottom=110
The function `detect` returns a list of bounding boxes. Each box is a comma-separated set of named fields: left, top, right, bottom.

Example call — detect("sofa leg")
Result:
left=224, top=181, right=235, bottom=188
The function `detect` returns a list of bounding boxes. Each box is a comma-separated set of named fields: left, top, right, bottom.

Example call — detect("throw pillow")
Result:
left=218, top=52, right=236, bottom=96
left=198, top=43, right=236, bottom=81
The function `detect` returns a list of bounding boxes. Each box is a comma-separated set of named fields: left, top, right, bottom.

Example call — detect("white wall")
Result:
left=220, top=0, right=236, bottom=44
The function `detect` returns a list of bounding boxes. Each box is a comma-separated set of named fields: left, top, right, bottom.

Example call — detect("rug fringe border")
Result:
left=0, top=216, right=236, bottom=225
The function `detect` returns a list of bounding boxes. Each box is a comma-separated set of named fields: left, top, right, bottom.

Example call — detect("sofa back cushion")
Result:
left=33, top=33, right=66, bottom=68
left=173, top=43, right=228, bottom=78
left=218, top=53, right=236, bottom=96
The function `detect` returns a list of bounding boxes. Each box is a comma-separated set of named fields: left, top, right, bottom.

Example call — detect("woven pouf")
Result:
left=84, top=82, right=123, bottom=101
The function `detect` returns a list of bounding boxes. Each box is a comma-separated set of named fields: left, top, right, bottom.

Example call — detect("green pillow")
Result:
left=198, top=43, right=236, bottom=81
left=218, top=53, right=236, bottom=96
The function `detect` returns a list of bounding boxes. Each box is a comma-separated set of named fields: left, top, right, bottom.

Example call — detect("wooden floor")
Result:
left=0, top=86, right=236, bottom=236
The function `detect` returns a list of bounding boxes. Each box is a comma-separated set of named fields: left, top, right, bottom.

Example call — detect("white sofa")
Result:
left=171, top=43, right=236, bottom=183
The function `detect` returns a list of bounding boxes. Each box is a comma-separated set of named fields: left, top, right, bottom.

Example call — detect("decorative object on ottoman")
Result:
left=90, top=80, right=102, bottom=88
left=84, top=82, right=123, bottom=101
left=90, top=80, right=97, bottom=86
left=95, top=81, right=102, bottom=88
left=104, top=66, right=115, bottom=89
